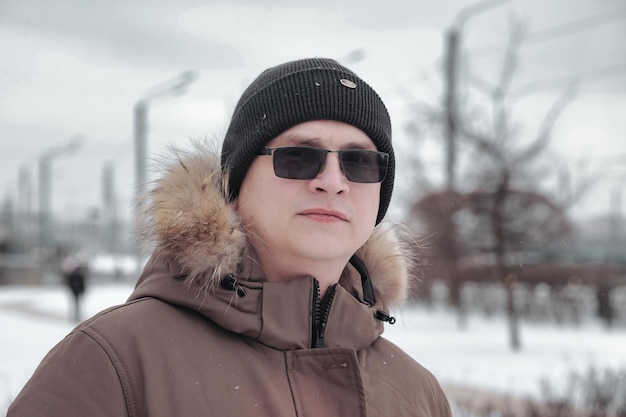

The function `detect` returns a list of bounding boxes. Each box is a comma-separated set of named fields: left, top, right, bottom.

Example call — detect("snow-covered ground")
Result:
left=2, top=280, right=625, bottom=412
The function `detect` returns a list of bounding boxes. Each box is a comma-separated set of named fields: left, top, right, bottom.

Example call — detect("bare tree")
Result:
left=459, top=22, right=578, bottom=350
left=407, top=20, right=584, bottom=350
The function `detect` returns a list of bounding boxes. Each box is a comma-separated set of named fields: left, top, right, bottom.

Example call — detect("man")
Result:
left=9, top=58, right=451, bottom=416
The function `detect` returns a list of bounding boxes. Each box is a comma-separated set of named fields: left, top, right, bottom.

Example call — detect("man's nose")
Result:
left=309, top=153, right=349, bottom=194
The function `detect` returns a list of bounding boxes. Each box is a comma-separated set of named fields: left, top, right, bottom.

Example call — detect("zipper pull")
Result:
left=315, top=321, right=327, bottom=349
left=219, top=273, right=247, bottom=297
left=375, top=310, right=396, bottom=324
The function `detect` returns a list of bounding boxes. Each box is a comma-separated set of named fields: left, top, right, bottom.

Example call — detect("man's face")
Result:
left=236, top=120, right=381, bottom=268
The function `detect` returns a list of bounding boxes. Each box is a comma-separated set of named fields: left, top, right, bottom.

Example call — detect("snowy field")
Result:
left=1, top=280, right=625, bottom=413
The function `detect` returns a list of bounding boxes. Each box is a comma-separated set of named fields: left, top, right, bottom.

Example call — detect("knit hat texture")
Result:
left=221, top=57, right=394, bottom=224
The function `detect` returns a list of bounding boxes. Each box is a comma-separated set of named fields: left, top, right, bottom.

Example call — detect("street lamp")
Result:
left=134, top=70, right=198, bottom=200
left=38, top=136, right=83, bottom=251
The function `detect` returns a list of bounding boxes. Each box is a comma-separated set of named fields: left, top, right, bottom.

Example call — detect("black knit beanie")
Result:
left=221, top=57, right=394, bottom=224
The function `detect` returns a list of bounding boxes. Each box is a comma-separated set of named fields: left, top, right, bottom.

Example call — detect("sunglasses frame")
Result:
left=259, top=146, right=388, bottom=183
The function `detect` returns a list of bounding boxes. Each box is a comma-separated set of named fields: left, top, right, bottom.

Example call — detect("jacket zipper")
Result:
left=311, top=279, right=338, bottom=348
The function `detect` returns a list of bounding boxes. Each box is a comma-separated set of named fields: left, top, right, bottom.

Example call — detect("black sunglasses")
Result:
left=258, top=146, right=388, bottom=183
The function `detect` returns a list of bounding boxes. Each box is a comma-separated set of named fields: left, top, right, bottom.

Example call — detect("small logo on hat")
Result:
left=340, top=79, right=357, bottom=89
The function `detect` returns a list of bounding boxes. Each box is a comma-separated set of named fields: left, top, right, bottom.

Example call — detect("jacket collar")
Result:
left=129, top=255, right=385, bottom=350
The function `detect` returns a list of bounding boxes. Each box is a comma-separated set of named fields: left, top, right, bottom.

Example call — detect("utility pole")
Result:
left=444, top=0, right=514, bottom=191
left=444, top=29, right=459, bottom=191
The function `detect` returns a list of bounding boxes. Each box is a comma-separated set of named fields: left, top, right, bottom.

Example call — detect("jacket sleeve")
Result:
left=436, top=389, right=453, bottom=417
left=7, top=329, right=130, bottom=417
left=428, top=370, right=454, bottom=417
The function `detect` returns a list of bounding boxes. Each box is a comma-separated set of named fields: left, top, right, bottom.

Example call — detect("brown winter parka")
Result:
left=8, top=144, right=452, bottom=417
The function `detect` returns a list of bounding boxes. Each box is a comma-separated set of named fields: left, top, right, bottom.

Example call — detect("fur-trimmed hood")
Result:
left=136, top=141, right=413, bottom=307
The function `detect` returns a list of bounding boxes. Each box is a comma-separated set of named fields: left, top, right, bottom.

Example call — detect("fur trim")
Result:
left=138, top=141, right=246, bottom=290
left=356, top=221, right=414, bottom=306
left=138, top=141, right=411, bottom=304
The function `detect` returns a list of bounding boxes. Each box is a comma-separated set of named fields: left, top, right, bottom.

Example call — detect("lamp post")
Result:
left=134, top=71, right=198, bottom=201
left=37, top=136, right=83, bottom=253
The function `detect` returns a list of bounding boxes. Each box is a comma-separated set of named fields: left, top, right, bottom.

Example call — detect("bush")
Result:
left=453, top=367, right=626, bottom=417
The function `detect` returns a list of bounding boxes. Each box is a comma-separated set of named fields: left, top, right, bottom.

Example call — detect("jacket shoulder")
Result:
left=9, top=298, right=183, bottom=417
left=8, top=318, right=130, bottom=416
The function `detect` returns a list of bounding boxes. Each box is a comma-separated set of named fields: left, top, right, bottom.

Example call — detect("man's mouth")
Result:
left=299, top=209, right=348, bottom=222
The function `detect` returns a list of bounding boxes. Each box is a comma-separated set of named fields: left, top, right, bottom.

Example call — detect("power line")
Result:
left=403, top=5, right=626, bottom=102
left=460, top=6, right=626, bottom=97
left=469, top=6, right=626, bottom=58
left=510, top=62, right=626, bottom=97
left=525, top=6, right=626, bottom=45
left=453, top=0, right=515, bottom=27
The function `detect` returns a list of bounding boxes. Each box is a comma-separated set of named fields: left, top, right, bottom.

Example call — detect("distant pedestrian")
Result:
left=61, top=256, right=87, bottom=322
left=9, top=57, right=451, bottom=416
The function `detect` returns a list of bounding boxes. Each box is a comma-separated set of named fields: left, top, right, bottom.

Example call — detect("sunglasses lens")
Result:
left=268, top=147, right=388, bottom=183
left=341, top=150, right=388, bottom=183
left=273, top=147, right=324, bottom=180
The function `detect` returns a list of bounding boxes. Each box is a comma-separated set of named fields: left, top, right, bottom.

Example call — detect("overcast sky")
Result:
left=1, top=0, right=625, bottom=225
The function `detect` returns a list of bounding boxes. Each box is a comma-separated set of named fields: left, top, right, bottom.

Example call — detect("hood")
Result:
left=136, top=140, right=414, bottom=307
